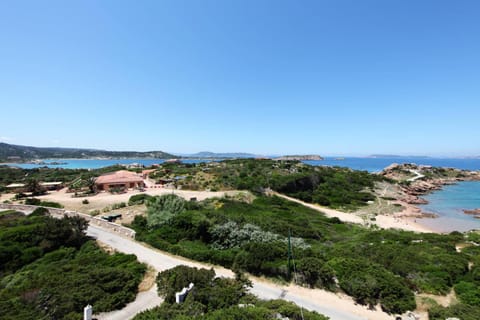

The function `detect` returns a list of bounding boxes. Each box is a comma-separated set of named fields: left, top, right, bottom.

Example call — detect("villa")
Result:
left=95, top=170, right=145, bottom=191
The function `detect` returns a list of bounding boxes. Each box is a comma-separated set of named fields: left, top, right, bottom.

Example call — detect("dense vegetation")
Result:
left=130, top=194, right=480, bottom=315
left=134, top=265, right=328, bottom=320
left=0, top=142, right=175, bottom=162
left=426, top=236, right=480, bottom=319
left=152, top=159, right=382, bottom=210
left=0, top=210, right=146, bottom=319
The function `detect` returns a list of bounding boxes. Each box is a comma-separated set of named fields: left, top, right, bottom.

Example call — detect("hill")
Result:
left=0, top=142, right=176, bottom=162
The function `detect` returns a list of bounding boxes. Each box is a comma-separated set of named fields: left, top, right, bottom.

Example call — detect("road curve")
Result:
left=95, top=284, right=162, bottom=320
left=87, top=225, right=390, bottom=320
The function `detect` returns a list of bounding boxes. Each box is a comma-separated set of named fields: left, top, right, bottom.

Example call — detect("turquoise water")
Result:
left=6, top=156, right=480, bottom=171
left=5, top=158, right=209, bottom=169
left=417, top=181, right=480, bottom=232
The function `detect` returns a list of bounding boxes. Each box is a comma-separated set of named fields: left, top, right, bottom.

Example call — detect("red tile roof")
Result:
left=95, top=170, right=143, bottom=185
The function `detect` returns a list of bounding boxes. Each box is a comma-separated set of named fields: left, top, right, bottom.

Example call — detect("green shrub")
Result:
left=128, top=193, right=153, bottom=206
left=30, top=207, right=49, bottom=216
left=455, top=281, right=480, bottom=306
left=0, top=213, right=146, bottom=319
left=146, top=194, right=186, bottom=229
left=111, top=202, right=127, bottom=210
left=39, top=201, right=63, bottom=208
left=25, top=198, right=41, bottom=205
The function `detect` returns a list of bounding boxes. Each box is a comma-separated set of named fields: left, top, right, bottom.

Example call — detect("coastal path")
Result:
left=407, top=170, right=425, bottom=182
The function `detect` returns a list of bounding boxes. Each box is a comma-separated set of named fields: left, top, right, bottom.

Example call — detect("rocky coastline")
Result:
left=378, top=163, right=480, bottom=223
left=381, top=163, right=480, bottom=205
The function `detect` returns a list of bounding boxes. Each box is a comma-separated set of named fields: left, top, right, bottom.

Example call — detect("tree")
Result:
left=86, top=177, right=97, bottom=194
left=26, top=178, right=45, bottom=196
left=146, top=194, right=186, bottom=229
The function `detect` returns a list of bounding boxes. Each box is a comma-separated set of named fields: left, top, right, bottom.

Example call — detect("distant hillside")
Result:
left=0, top=143, right=176, bottom=162
left=183, top=151, right=259, bottom=159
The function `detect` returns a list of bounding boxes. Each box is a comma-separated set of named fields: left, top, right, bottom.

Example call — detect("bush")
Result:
left=0, top=213, right=146, bottom=319
left=82, top=199, right=89, bottom=204
left=25, top=198, right=41, bottom=205
left=455, top=281, right=480, bottom=306
left=39, top=201, right=64, bottom=208
left=30, top=207, right=49, bottom=216
left=111, top=202, right=127, bottom=210
left=146, top=194, right=186, bottom=229
left=128, top=193, right=153, bottom=206
left=25, top=198, right=64, bottom=208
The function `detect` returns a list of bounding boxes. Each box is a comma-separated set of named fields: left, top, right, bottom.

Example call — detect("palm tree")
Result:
left=86, top=177, right=97, bottom=194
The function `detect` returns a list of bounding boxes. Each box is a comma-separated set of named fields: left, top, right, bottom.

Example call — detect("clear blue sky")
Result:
left=0, top=0, right=479, bottom=156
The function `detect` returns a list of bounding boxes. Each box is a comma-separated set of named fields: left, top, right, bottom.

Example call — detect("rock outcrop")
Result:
left=379, top=163, right=480, bottom=205
left=463, top=208, right=480, bottom=215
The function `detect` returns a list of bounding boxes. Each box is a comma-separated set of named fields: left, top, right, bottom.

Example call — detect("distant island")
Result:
left=0, top=142, right=175, bottom=162
left=368, top=154, right=431, bottom=158
left=181, top=151, right=259, bottom=159
left=275, top=154, right=324, bottom=161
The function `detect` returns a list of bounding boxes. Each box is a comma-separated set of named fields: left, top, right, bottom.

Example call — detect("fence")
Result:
left=0, top=203, right=136, bottom=239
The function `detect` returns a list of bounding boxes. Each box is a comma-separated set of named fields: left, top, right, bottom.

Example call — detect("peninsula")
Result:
left=0, top=142, right=176, bottom=162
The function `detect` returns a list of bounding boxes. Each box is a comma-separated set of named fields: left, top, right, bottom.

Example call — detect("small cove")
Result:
left=417, top=181, right=480, bottom=232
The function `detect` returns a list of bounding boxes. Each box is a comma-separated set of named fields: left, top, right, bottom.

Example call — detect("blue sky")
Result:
left=0, top=0, right=479, bottom=156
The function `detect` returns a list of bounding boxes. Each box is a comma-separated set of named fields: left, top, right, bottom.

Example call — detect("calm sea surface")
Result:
left=416, top=181, right=480, bottom=232
left=5, top=156, right=480, bottom=232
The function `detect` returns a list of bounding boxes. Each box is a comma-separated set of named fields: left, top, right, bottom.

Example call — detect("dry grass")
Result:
left=138, top=266, right=157, bottom=292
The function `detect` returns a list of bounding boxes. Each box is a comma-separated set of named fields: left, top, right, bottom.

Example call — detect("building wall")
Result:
left=96, top=181, right=144, bottom=192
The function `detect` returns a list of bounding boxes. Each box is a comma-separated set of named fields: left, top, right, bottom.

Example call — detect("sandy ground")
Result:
left=2, top=187, right=247, bottom=213
left=273, top=192, right=433, bottom=233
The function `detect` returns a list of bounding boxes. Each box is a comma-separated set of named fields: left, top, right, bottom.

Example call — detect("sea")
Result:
left=5, top=156, right=480, bottom=232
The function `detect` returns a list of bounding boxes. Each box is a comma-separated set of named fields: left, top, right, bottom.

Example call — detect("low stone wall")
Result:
left=0, top=203, right=136, bottom=239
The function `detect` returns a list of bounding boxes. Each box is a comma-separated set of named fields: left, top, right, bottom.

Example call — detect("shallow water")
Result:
left=417, top=181, right=480, bottom=232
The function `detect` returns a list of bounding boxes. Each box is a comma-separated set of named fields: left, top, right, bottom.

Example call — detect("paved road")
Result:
left=87, top=225, right=383, bottom=320
left=95, top=284, right=162, bottom=320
